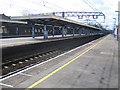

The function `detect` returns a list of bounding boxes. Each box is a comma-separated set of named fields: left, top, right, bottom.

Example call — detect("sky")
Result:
left=0, top=0, right=119, bottom=30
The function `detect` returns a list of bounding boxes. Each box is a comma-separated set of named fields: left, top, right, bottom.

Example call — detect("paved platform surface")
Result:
left=0, top=34, right=118, bottom=89
left=1, top=34, right=79, bottom=48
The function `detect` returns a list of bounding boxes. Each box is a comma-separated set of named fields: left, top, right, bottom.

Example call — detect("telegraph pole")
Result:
left=115, top=1, right=120, bottom=40
left=115, top=10, right=120, bottom=40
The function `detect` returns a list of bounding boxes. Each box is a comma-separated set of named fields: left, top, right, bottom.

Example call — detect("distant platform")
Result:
left=1, top=34, right=79, bottom=48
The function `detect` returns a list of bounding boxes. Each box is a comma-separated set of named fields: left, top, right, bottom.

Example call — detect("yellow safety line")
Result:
left=25, top=35, right=109, bottom=90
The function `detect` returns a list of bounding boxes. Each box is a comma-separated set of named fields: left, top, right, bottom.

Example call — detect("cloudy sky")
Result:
left=0, top=0, right=119, bottom=29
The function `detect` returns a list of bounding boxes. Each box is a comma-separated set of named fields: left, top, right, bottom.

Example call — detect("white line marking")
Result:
left=100, top=52, right=113, bottom=55
left=0, top=37, right=101, bottom=82
left=19, top=73, right=32, bottom=77
left=0, top=83, right=13, bottom=88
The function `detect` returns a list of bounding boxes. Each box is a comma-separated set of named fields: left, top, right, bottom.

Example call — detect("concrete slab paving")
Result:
left=25, top=35, right=118, bottom=88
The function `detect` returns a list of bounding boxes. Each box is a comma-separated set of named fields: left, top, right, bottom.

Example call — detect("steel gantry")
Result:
left=36, top=12, right=105, bottom=23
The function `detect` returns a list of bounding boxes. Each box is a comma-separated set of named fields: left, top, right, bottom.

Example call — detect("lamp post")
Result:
left=113, top=18, right=116, bottom=36
left=115, top=10, right=120, bottom=40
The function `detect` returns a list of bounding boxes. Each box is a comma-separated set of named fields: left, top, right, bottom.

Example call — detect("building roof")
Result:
left=0, top=14, right=10, bottom=20
left=0, top=14, right=27, bottom=24
left=11, top=15, right=101, bottom=30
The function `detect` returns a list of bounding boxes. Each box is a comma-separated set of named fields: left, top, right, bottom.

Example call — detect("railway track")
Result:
left=1, top=48, right=67, bottom=78
left=1, top=34, right=106, bottom=79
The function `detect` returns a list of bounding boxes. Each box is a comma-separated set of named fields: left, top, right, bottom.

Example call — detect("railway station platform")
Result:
left=0, top=34, right=118, bottom=89
left=1, top=34, right=78, bottom=48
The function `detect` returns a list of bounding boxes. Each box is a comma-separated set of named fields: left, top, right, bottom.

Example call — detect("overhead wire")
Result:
left=27, top=0, right=68, bottom=12
left=1, top=0, right=68, bottom=15
left=44, top=0, right=69, bottom=11
left=27, top=0, right=56, bottom=11
left=82, top=0, right=98, bottom=11
left=85, top=0, right=98, bottom=11
left=0, top=2, right=42, bottom=12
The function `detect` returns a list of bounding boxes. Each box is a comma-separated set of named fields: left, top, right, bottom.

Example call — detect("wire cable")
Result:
left=82, top=0, right=97, bottom=11
left=85, top=0, right=98, bottom=11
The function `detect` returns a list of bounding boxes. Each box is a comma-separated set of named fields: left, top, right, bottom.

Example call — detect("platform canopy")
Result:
left=11, top=15, right=101, bottom=31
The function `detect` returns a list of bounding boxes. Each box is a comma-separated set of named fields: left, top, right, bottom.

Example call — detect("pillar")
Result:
left=79, top=28, right=81, bottom=35
left=44, top=24, right=48, bottom=39
left=73, top=28, right=75, bottom=36
left=16, top=27, right=19, bottom=35
left=62, top=26, right=65, bottom=37
left=52, top=26, right=55, bottom=37
left=32, top=25, right=35, bottom=38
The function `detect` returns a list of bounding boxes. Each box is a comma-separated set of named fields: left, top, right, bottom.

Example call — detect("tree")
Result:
left=88, top=22, right=107, bottom=30
left=21, top=9, right=32, bottom=16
